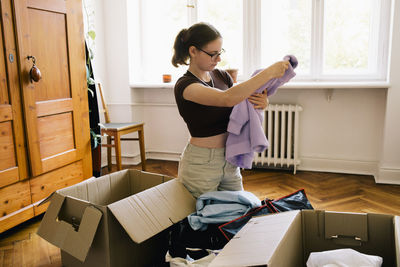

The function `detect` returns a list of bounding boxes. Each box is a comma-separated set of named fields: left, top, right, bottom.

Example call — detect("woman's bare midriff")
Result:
left=190, top=132, right=228, bottom=148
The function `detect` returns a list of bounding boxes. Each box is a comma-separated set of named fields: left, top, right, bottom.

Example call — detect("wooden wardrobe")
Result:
left=0, top=0, right=92, bottom=233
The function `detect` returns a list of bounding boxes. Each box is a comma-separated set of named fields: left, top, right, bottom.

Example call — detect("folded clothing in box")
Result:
left=219, top=189, right=313, bottom=240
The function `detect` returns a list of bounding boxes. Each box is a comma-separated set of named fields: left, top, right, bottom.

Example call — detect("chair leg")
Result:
left=107, top=135, right=112, bottom=171
left=114, top=132, right=122, bottom=171
left=138, top=127, right=146, bottom=171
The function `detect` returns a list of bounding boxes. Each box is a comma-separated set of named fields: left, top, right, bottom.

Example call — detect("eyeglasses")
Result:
left=196, top=47, right=225, bottom=60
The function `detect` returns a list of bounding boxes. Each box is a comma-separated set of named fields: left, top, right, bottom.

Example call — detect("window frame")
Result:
left=129, top=0, right=392, bottom=85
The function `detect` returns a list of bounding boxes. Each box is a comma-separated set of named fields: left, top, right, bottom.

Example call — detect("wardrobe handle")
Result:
left=27, top=55, right=42, bottom=82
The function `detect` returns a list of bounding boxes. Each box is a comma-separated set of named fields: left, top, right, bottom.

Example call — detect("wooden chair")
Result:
left=98, top=83, right=146, bottom=171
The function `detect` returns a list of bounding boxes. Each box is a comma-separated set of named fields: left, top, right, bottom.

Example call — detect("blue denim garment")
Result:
left=187, top=190, right=261, bottom=231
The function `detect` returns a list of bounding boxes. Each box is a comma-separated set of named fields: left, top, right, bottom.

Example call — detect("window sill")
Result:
left=130, top=81, right=391, bottom=90
left=281, top=81, right=390, bottom=89
left=130, top=82, right=175, bottom=89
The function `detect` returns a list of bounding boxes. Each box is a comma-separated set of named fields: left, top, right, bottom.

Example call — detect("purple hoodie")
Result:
left=225, top=55, right=298, bottom=169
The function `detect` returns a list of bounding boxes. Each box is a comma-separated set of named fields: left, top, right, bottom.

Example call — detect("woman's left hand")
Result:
left=248, top=90, right=269, bottom=110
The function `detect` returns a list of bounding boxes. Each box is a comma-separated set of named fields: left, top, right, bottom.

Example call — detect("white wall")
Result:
left=379, top=0, right=400, bottom=184
left=85, top=0, right=134, bottom=166
left=91, top=0, right=400, bottom=184
left=272, top=88, right=386, bottom=176
left=128, top=86, right=387, bottom=176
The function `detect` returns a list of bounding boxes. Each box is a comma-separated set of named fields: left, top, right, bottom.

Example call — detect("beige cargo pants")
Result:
left=177, top=143, right=243, bottom=198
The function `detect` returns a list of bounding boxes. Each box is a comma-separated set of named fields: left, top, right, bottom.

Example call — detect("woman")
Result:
left=172, top=22, right=289, bottom=198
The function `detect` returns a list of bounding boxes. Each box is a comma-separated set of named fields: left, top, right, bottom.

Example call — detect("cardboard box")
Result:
left=38, top=169, right=400, bottom=267
left=210, top=210, right=400, bottom=267
left=37, top=169, right=196, bottom=267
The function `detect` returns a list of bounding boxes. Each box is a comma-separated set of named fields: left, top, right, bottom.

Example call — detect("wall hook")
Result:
left=326, top=88, right=333, bottom=102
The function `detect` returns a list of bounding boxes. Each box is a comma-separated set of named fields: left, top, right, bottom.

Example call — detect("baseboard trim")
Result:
left=145, top=151, right=181, bottom=162
left=105, top=152, right=400, bottom=185
left=298, top=156, right=379, bottom=178
left=376, top=167, right=400, bottom=184
left=103, top=151, right=181, bottom=168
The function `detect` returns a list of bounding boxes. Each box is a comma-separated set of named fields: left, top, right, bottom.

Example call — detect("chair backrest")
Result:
left=97, top=83, right=111, bottom=123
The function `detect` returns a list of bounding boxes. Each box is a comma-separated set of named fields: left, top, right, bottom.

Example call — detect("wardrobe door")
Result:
left=13, top=0, right=91, bottom=176
left=0, top=0, right=33, bottom=233
left=0, top=0, right=29, bottom=188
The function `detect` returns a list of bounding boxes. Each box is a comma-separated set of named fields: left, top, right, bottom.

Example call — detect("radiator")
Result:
left=253, top=104, right=303, bottom=174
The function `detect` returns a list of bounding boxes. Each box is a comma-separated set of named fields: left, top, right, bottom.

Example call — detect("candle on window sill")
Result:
left=163, top=74, right=172, bottom=83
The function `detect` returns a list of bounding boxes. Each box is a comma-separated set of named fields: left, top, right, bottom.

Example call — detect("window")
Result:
left=322, top=0, right=381, bottom=78
left=128, top=0, right=391, bottom=84
left=128, top=0, right=188, bottom=83
left=260, top=0, right=312, bottom=76
left=197, top=0, right=243, bottom=75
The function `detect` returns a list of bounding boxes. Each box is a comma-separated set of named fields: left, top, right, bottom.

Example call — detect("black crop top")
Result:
left=174, top=69, right=234, bottom=137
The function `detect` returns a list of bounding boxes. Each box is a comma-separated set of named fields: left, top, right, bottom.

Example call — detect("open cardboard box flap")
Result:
left=210, top=210, right=400, bottom=267
left=37, top=170, right=196, bottom=264
left=210, top=210, right=301, bottom=267
left=37, top=193, right=102, bottom=262
left=108, top=178, right=196, bottom=244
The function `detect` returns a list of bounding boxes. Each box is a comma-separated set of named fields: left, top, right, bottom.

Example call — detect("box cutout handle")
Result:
left=325, top=211, right=368, bottom=242
left=37, top=193, right=102, bottom=262
left=330, top=235, right=362, bottom=241
left=329, top=235, right=362, bottom=246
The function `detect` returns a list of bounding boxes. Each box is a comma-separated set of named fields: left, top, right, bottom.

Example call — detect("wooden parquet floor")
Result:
left=243, top=168, right=400, bottom=215
left=1, top=159, right=400, bottom=266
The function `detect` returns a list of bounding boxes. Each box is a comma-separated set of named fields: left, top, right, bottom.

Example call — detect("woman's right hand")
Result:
left=267, top=60, right=290, bottom=79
